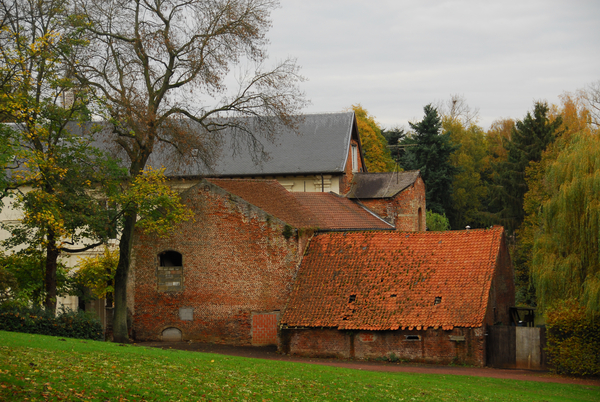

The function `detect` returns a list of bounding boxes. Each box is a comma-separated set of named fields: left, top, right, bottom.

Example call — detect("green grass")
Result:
left=0, top=331, right=598, bottom=401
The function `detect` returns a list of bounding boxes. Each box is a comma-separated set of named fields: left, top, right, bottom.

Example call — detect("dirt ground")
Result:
left=135, top=341, right=600, bottom=387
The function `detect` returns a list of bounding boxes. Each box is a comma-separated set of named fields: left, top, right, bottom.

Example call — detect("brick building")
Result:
left=346, top=171, right=426, bottom=231
left=131, top=178, right=393, bottom=345
left=279, top=227, right=514, bottom=366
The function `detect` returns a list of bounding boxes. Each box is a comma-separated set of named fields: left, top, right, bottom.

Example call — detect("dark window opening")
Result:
left=405, top=335, right=421, bottom=341
left=348, top=295, right=356, bottom=303
left=160, top=251, right=182, bottom=267
left=434, top=296, right=442, bottom=305
left=390, top=294, right=397, bottom=298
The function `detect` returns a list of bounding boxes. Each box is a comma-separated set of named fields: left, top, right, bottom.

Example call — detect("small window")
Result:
left=405, top=335, right=421, bottom=341
left=160, top=251, right=182, bottom=267
left=158, top=251, right=183, bottom=292
left=351, top=144, right=358, bottom=172
left=348, top=295, right=356, bottom=303
left=434, top=296, right=442, bottom=305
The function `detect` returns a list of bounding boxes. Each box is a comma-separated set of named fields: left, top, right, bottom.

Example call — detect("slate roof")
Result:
left=346, top=171, right=421, bottom=199
left=197, top=112, right=359, bottom=177
left=80, top=112, right=361, bottom=177
left=207, top=179, right=392, bottom=231
left=281, top=228, right=505, bottom=331
left=292, top=193, right=393, bottom=231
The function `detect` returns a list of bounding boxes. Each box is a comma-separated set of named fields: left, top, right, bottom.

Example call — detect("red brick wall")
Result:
left=132, top=181, right=308, bottom=345
left=283, top=326, right=486, bottom=366
left=359, top=176, right=426, bottom=231
left=252, top=312, right=279, bottom=346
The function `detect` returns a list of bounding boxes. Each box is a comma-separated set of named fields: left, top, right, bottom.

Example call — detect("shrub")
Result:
left=426, top=210, right=450, bottom=231
left=0, top=305, right=103, bottom=340
left=545, top=300, right=600, bottom=376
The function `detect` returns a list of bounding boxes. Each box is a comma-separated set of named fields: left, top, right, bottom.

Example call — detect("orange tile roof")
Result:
left=281, top=228, right=506, bottom=330
left=292, top=193, right=393, bottom=230
left=207, top=179, right=319, bottom=228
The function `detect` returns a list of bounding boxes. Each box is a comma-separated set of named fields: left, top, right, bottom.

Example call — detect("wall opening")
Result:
left=160, top=250, right=182, bottom=267
left=418, top=207, right=423, bottom=231
left=162, top=327, right=182, bottom=341
left=158, top=250, right=183, bottom=292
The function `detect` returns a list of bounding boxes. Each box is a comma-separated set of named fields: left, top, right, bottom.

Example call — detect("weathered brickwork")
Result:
left=132, top=180, right=308, bottom=345
left=485, top=233, right=515, bottom=327
left=283, top=327, right=486, bottom=366
left=359, top=176, right=426, bottom=231
left=251, top=312, right=279, bottom=346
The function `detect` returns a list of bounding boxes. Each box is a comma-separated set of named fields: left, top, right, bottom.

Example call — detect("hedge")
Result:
left=0, top=305, right=103, bottom=340
left=546, top=301, right=600, bottom=377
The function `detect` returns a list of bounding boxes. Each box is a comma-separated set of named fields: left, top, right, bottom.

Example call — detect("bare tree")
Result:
left=580, top=80, right=600, bottom=128
left=434, top=94, right=480, bottom=127
left=72, top=0, right=307, bottom=342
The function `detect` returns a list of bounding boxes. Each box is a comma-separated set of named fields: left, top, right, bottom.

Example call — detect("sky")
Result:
left=264, top=0, right=600, bottom=131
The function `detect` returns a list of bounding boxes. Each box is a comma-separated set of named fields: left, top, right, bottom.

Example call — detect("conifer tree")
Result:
left=401, top=104, right=458, bottom=216
left=495, top=102, right=562, bottom=233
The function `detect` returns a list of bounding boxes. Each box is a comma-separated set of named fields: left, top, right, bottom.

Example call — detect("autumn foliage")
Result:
left=545, top=301, right=600, bottom=376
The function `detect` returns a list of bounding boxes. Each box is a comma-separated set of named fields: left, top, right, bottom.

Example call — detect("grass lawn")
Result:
left=0, top=331, right=598, bottom=401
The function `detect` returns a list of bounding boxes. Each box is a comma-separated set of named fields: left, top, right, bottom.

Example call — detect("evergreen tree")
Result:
left=494, top=102, right=562, bottom=233
left=401, top=104, right=459, bottom=216
left=381, top=127, right=405, bottom=166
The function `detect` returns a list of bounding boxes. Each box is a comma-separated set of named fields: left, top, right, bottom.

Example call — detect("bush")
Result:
left=426, top=210, right=450, bottom=231
left=545, top=300, right=600, bottom=376
left=0, top=305, right=103, bottom=340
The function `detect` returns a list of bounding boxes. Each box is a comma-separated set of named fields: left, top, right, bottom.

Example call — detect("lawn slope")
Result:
left=0, top=331, right=598, bottom=401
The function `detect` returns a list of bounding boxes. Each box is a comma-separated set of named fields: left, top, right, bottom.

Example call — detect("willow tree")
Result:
left=531, top=130, right=600, bottom=314
left=526, top=94, right=600, bottom=314
left=72, top=0, right=307, bottom=342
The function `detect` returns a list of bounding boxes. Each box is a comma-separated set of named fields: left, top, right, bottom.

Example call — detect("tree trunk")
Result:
left=44, top=230, right=59, bottom=313
left=112, top=210, right=136, bottom=343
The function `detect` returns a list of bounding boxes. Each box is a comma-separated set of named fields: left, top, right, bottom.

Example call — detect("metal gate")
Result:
left=487, top=326, right=546, bottom=369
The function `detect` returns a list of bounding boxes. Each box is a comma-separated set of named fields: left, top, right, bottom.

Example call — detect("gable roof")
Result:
left=281, top=228, right=506, bottom=331
left=207, top=179, right=392, bottom=231
left=346, top=171, right=421, bottom=199
left=206, top=179, right=319, bottom=228
left=292, top=193, right=393, bottom=231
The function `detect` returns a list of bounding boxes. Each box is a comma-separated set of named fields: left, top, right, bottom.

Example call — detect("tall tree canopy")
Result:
left=443, top=117, right=490, bottom=229
left=401, top=104, right=458, bottom=216
left=0, top=0, right=124, bottom=311
left=72, top=0, right=307, bottom=342
left=351, top=105, right=395, bottom=172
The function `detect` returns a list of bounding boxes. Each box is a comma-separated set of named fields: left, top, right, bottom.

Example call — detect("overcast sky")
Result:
left=265, top=0, right=600, bottom=131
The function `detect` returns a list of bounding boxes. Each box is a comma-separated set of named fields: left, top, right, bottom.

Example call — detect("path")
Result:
left=136, top=341, right=600, bottom=387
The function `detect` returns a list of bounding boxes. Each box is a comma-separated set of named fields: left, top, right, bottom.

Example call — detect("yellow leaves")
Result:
left=110, top=167, right=193, bottom=238
left=75, top=247, right=118, bottom=299
left=350, top=104, right=395, bottom=173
